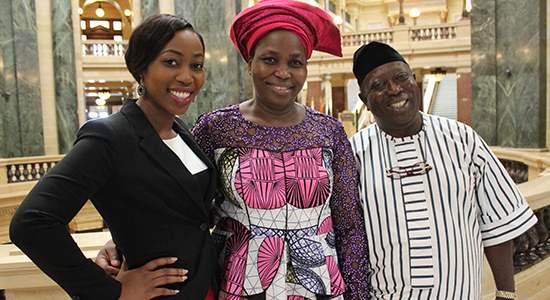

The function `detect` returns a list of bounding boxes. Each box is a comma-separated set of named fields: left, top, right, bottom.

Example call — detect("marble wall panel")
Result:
left=0, top=0, right=44, bottom=158
left=471, top=0, right=546, bottom=148
left=13, top=0, right=44, bottom=156
left=471, top=0, right=497, bottom=145
left=0, top=0, right=17, bottom=158
left=141, top=0, right=160, bottom=20
left=175, top=0, right=251, bottom=127
left=51, top=0, right=79, bottom=154
left=175, top=0, right=194, bottom=23
left=0, top=44, right=4, bottom=157
left=495, top=0, right=543, bottom=148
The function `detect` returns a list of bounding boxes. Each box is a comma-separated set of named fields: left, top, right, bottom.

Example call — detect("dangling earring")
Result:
left=137, top=76, right=145, bottom=96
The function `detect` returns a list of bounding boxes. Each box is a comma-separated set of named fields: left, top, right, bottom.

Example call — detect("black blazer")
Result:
left=10, top=99, right=218, bottom=300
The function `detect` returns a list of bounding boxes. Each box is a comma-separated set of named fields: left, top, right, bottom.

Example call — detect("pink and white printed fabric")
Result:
left=215, top=147, right=343, bottom=299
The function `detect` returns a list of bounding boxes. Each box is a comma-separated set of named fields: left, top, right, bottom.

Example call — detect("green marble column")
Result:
left=0, top=0, right=44, bottom=158
left=174, top=0, right=252, bottom=127
left=51, top=0, right=79, bottom=154
left=141, top=0, right=160, bottom=20
left=471, top=0, right=546, bottom=148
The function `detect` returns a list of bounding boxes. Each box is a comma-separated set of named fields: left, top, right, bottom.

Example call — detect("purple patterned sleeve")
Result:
left=329, top=122, right=370, bottom=299
left=191, top=113, right=215, bottom=163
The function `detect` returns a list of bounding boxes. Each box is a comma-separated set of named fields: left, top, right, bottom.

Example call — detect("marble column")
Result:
left=141, top=0, right=160, bottom=21
left=322, top=75, right=333, bottom=116
left=0, top=0, right=44, bottom=158
left=174, top=0, right=252, bottom=127
left=471, top=0, right=546, bottom=148
left=36, top=0, right=59, bottom=156
left=51, top=0, right=79, bottom=154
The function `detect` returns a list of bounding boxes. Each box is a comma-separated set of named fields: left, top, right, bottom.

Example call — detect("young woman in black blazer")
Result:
left=10, top=14, right=217, bottom=300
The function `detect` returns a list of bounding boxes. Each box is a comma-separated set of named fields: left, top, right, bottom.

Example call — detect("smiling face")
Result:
left=140, top=29, right=205, bottom=118
left=248, top=29, right=307, bottom=111
left=359, top=61, right=423, bottom=137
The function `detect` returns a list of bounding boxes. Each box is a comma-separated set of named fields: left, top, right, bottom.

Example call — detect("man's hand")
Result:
left=95, top=239, right=122, bottom=277
left=117, top=257, right=188, bottom=300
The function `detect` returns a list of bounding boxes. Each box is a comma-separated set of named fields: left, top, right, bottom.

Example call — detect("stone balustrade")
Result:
left=82, top=40, right=127, bottom=57
left=494, top=149, right=550, bottom=273
left=410, top=26, right=456, bottom=41
left=307, top=21, right=472, bottom=82
left=341, top=29, right=394, bottom=46
left=0, top=156, right=104, bottom=245
left=340, top=22, right=462, bottom=47
left=79, top=22, right=466, bottom=59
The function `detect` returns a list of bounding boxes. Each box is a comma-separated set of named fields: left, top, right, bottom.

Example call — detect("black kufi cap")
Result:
left=353, top=41, right=407, bottom=86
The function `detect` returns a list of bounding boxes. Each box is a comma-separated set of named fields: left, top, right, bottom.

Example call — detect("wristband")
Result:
left=495, top=290, right=517, bottom=299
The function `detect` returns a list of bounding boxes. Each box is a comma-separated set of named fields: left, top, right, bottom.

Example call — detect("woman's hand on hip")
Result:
left=117, top=257, right=188, bottom=300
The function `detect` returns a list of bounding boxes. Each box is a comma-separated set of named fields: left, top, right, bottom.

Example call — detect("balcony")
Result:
left=78, top=21, right=472, bottom=83
left=307, top=20, right=471, bottom=80
left=80, top=40, right=132, bottom=82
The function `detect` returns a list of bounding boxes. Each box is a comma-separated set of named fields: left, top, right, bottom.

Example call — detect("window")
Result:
left=328, top=1, right=336, bottom=13
left=113, top=21, right=122, bottom=31
left=90, top=20, right=110, bottom=29
left=81, top=19, right=123, bottom=40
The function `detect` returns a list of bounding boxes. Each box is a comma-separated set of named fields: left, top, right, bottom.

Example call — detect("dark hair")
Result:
left=125, top=14, right=205, bottom=82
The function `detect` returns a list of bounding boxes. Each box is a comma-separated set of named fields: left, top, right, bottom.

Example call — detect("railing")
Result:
left=1, top=147, right=548, bottom=265
left=80, top=23, right=467, bottom=58
left=514, top=206, right=550, bottom=273
left=340, top=21, right=468, bottom=49
left=497, top=154, right=550, bottom=273
left=0, top=155, right=102, bottom=243
left=341, top=29, right=394, bottom=46
left=82, top=40, right=127, bottom=57
left=1, top=156, right=63, bottom=187
left=7, top=161, right=58, bottom=183
left=410, top=26, right=456, bottom=41
left=500, top=159, right=530, bottom=184
left=0, top=150, right=548, bottom=299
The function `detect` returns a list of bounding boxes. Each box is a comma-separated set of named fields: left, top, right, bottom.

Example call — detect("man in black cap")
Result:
left=349, top=41, right=536, bottom=300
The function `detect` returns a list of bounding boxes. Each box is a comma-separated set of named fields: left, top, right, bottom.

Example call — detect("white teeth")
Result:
left=170, top=90, right=190, bottom=99
left=272, top=86, right=289, bottom=90
left=390, top=100, right=406, bottom=109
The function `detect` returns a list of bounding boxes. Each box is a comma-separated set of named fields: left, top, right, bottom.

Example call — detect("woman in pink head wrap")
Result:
left=96, top=1, right=369, bottom=299
left=192, top=1, right=369, bottom=299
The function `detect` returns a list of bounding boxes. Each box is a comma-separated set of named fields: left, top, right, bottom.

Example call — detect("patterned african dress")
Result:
left=192, top=104, right=369, bottom=300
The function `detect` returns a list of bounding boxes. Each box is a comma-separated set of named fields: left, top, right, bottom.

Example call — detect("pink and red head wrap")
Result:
left=230, top=0, right=342, bottom=62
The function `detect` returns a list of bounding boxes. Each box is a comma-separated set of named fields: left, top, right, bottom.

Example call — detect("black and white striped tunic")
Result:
left=349, top=113, right=537, bottom=300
